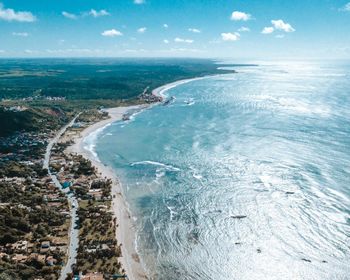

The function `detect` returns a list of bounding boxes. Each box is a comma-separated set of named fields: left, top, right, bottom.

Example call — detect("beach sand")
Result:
left=66, top=105, right=148, bottom=280
left=65, top=78, right=203, bottom=279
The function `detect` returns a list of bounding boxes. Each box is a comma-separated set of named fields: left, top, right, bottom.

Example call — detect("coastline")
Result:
left=151, top=76, right=211, bottom=98
left=66, top=76, right=211, bottom=279
left=66, top=105, right=148, bottom=280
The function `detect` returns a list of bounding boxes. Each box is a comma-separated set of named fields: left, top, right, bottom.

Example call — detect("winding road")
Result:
left=43, top=113, right=81, bottom=280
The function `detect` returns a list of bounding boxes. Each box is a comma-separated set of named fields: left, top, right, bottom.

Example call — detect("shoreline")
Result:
left=66, top=105, right=148, bottom=280
left=151, top=76, right=212, bottom=98
left=66, top=76, right=213, bottom=279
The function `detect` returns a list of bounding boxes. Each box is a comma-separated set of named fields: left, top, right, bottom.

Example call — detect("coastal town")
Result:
left=0, top=55, right=235, bottom=280
left=0, top=85, right=164, bottom=279
left=0, top=126, right=71, bottom=279
left=52, top=110, right=126, bottom=278
left=0, top=107, right=129, bottom=279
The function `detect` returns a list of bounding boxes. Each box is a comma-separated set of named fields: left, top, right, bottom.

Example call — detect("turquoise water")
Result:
left=94, top=62, right=350, bottom=279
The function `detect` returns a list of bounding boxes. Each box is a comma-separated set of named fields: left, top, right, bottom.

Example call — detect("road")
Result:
left=43, top=113, right=81, bottom=280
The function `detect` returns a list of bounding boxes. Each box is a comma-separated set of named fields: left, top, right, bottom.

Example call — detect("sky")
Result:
left=0, top=0, right=350, bottom=59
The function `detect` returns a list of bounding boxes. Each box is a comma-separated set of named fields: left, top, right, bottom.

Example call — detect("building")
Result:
left=79, top=272, right=104, bottom=280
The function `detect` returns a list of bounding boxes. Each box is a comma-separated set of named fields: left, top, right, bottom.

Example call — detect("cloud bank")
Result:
left=0, top=3, right=36, bottom=22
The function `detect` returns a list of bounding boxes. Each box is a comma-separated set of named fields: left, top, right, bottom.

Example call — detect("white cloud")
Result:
left=174, top=37, right=194, bottom=43
left=340, top=2, right=350, bottom=11
left=63, top=9, right=109, bottom=19
left=275, top=34, right=285, bottom=39
left=62, top=11, right=77, bottom=19
left=163, top=23, right=168, bottom=28
left=163, top=39, right=169, bottom=44
left=0, top=3, right=36, bottom=22
left=271, top=19, right=295, bottom=32
left=238, top=26, right=250, bottom=32
left=12, top=32, right=29, bottom=37
left=137, top=27, right=147, bottom=33
left=89, top=9, right=109, bottom=17
left=24, top=49, right=35, bottom=54
left=221, top=32, right=240, bottom=41
left=231, top=11, right=251, bottom=21
left=261, top=26, right=274, bottom=34
left=134, top=0, right=145, bottom=4
left=188, top=28, right=201, bottom=33
left=101, top=29, right=123, bottom=37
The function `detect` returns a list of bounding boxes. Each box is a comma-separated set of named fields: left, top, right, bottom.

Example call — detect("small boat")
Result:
left=184, top=98, right=194, bottom=105
left=163, top=96, right=175, bottom=106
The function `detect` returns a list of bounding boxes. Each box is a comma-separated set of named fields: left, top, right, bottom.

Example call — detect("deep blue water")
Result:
left=93, top=61, right=350, bottom=280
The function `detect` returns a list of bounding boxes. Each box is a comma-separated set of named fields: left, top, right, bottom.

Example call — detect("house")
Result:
left=51, top=237, right=67, bottom=246
left=80, top=272, right=104, bottom=280
left=13, top=240, right=28, bottom=252
left=41, top=241, right=50, bottom=248
left=46, top=256, right=57, bottom=266
left=12, top=254, right=28, bottom=263
left=37, top=254, right=46, bottom=263
left=56, top=229, right=68, bottom=237
left=88, top=189, right=103, bottom=200
left=48, top=202, right=62, bottom=208
left=40, top=241, right=50, bottom=253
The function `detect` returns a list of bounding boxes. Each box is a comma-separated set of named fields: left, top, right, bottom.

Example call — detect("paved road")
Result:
left=44, top=114, right=81, bottom=280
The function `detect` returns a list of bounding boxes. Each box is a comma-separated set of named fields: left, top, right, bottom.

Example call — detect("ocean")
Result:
left=91, top=61, right=350, bottom=279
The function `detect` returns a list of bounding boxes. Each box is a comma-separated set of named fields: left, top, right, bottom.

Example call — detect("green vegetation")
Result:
left=75, top=199, right=122, bottom=275
left=0, top=163, right=70, bottom=280
left=0, top=58, right=236, bottom=137
left=0, top=58, right=234, bottom=100
left=51, top=139, right=124, bottom=277
left=0, top=106, right=68, bottom=137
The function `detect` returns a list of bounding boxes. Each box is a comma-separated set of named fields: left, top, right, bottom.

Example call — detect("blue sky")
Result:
left=0, top=0, right=349, bottom=59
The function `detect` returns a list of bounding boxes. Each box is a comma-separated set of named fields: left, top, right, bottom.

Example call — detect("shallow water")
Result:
left=94, top=61, right=350, bottom=280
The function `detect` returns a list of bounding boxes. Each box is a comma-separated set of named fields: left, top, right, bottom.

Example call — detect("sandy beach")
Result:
left=67, top=105, right=149, bottom=280
left=65, top=78, right=202, bottom=279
